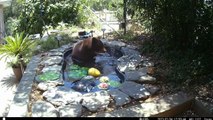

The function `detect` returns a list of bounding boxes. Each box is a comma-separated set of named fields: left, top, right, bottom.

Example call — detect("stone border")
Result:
left=7, top=55, right=40, bottom=117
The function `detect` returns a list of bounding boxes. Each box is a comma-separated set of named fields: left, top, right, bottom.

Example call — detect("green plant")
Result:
left=0, top=32, right=36, bottom=68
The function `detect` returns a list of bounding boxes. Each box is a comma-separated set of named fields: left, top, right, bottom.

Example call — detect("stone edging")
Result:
left=7, top=55, right=40, bottom=117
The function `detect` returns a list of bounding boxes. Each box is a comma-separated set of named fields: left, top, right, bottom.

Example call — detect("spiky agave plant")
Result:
left=0, top=32, right=36, bottom=69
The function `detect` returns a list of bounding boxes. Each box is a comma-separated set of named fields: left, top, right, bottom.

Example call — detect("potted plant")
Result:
left=0, top=32, right=36, bottom=82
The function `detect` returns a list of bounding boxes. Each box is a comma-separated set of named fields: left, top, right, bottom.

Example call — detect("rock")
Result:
left=102, top=40, right=126, bottom=49
left=125, top=68, right=147, bottom=81
left=121, top=47, right=140, bottom=56
left=117, top=55, right=142, bottom=72
left=48, top=52, right=63, bottom=56
left=126, top=45, right=138, bottom=50
left=50, top=48, right=66, bottom=53
left=40, top=56, right=62, bottom=66
left=143, top=84, right=160, bottom=95
left=117, top=61, right=137, bottom=72
left=141, top=56, right=150, bottom=61
left=93, top=92, right=194, bottom=117
left=138, top=74, right=157, bottom=84
left=37, top=82, right=48, bottom=91
left=143, top=61, right=154, bottom=67
left=32, top=100, right=58, bottom=117
left=58, top=104, right=82, bottom=117
left=43, top=86, right=82, bottom=106
left=82, top=91, right=111, bottom=112
left=108, top=89, right=131, bottom=106
left=42, top=65, right=62, bottom=72
left=119, top=81, right=150, bottom=100
left=37, top=82, right=58, bottom=91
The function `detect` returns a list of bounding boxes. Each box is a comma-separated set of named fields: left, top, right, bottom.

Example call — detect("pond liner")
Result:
left=61, top=47, right=126, bottom=92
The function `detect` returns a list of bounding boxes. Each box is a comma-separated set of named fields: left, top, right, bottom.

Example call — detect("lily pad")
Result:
left=37, top=71, right=60, bottom=82
left=68, top=69, right=88, bottom=81
left=68, top=64, right=80, bottom=70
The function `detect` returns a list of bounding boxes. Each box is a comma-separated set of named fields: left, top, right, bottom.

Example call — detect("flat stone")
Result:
left=126, top=45, right=138, bottom=50
left=138, top=74, right=156, bottom=84
left=143, top=61, right=154, bottom=67
left=119, top=81, right=150, bottom=100
left=82, top=91, right=111, bottom=112
left=43, top=86, right=82, bottom=106
left=37, top=82, right=49, bottom=91
left=102, top=40, right=126, bottom=49
left=48, top=51, right=63, bottom=56
left=125, top=68, right=147, bottom=81
left=58, top=104, right=82, bottom=117
left=143, top=84, right=160, bottom=95
left=50, top=47, right=67, bottom=52
left=42, top=65, right=62, bottom=72
left=40, top=56, right=62, bottom=66
left=108, top=89, right=131, bottom=106
left=117, top=55, right=142, bottom=72
left=121, top=47, right=140, bottom=56
left=61, top=44, right=71, bottom=50
left=93, top=92, right=194, bottom=117
left=31, top=100, right=58, bottom=117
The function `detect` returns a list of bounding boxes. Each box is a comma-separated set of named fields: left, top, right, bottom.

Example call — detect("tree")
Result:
left=127, top=0, right=213, bottom=83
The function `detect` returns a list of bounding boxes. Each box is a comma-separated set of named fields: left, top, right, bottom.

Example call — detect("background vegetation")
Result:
left=3, top=0, right=213, bottom=86
left=127, top=0, right=213, bottom=85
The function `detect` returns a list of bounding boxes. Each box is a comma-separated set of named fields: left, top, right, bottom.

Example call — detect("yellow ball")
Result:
left=88, top=68, right=101, bottom=77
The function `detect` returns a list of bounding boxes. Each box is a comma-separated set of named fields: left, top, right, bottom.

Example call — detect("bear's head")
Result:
left=91, top=37, right=106, bottom=54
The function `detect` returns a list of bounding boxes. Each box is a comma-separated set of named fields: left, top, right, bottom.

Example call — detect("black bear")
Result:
left=71, top=37, right=106, bottom=67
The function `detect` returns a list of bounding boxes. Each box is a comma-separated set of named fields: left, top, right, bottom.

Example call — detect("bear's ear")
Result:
left=97, top=36, right=102, bottom=40
left=92, top=37, right=101, bottom=44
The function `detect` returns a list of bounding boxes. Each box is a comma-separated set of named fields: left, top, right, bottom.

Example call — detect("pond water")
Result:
left=62, top=47, right=124, bottom=94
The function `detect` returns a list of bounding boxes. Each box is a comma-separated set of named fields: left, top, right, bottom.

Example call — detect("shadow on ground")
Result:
left=0, top=74, right=18, bottom=90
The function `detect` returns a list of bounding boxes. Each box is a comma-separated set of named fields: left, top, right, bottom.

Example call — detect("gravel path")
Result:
left=0, top=56, right=18, bottom=117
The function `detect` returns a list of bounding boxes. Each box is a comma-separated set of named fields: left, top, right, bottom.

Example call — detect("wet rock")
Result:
left=82, top=91, right=111, bottom=112
left=108, top=89, right=131, bottom=106
left=119, top=81, right=150, bottom=100
left=32, top=100, right=58, bottom=117
left=58, top=104, right=82, bottom=117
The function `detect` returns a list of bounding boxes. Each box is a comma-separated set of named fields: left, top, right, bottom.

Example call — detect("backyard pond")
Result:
left=29, top=40, right=160, bottom=117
